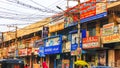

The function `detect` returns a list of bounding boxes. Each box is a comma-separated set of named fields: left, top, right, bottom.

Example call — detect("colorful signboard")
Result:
left=49, top=22, right=64, bottom=33
left=101, top=23, right=120, bottom=44
left=19, top=49, right=27, bottom=56
left=82, top=36, right=100, bottom=49
left=69, top=30, right=82, bottom=55
left=33, top=48, right=39, bottom=55
left=102, top=33, right=120, bottom=44
left=64, top=0, right=107, bottom=27
left=27, top=48, right=32, bottom=56
left=38, top=46, right=45, bottom=57
left=44, top=35, right=62, bottom=54
left=102, top=23, right=114, bottom=36
left=34, top=40, right=44, bottom=48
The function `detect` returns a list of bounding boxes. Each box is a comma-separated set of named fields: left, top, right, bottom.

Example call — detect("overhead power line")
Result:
left=30, top=0, right=57, bottom=12
left=6, top=0, right=58, bottom=13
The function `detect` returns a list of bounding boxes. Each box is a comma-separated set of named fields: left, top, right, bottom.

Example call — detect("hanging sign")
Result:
left=38, top=46, right=45, bottom=57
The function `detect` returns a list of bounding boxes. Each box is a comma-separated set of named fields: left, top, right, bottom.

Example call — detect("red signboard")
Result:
left=64, top=0, right=107, bottom=20
left=27, top=48, right=32, bottom=55
left=19, top=49, right=27, bottom=56
left=82, top=36, right=100, bottom=49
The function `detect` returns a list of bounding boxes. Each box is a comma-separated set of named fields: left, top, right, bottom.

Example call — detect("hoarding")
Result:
left=64, top=0, right=107, bottom=27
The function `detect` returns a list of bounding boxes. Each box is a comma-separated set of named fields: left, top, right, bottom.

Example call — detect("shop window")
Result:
left=87, top=22, right=96, bottom=36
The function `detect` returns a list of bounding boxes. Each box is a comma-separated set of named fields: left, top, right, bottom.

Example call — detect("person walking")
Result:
left=24, top=64, right=29, bottom=68
left=42, top=61, right=48, bottom=68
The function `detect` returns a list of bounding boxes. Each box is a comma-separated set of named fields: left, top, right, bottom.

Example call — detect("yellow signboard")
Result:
left=102, top=33, right=120, bottom=44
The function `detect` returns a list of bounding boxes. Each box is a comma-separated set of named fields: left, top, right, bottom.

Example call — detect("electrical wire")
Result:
left=30, top=0, right=57, bottom=12
left=6, top=0, right=58, bottom=13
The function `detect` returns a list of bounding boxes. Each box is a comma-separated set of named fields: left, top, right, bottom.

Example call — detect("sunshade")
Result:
left=74, top=60, right=89, bottom=66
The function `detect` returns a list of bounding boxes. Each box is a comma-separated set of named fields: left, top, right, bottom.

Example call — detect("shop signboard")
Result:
left=102, top=23, right=114, bottom=36
left=44, top=35, right=62, bottom=54
left=18, top=48, right=27, bottom=56
left=82, top=36, right=100, bottom=49
left=102, top=33, right=120, bottom=44
left=62, top=41, right=71, bottom=52
left=18, top=44, right=25, bottom=49
left=27, top=48, right=32, bottom=56
left=49, top=13, right=64, bottom=33
left=69, top=30, right=82, bottom=55
left=102, top=23, right=120, bottom=44
left=33, top=39, right=44, bottom=48
left=64, top=0, right=107, bottom=27
left=38, top=46, right=45, bottom=57
left=33, top=48, right=39, bottom=55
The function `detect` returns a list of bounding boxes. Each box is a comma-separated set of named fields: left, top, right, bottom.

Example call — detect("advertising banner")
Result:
left=33, top=48, right=39, bottom=55
left=19, top=49, right=27, bottom=56
left=82, top=36, right=100, bottom=49
left=102, top=23, right=114, bottom=36
left=70, top=31, right=82, bottom=55
left=64, top=0, right=107, bottom=26
left=102, top=23, right=120, bottom=44
left=27, top=48, right=32, bottom=56
left=38, top=46, right=45, bottom=57
left=102, top=33, right=120, bottom=44
left=44, top=35, right=62, bottom=54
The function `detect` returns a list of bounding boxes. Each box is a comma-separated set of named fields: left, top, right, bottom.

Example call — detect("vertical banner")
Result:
left=38, top=46, right=45, bottom=57
left=42, top=26, right=49, bottom=38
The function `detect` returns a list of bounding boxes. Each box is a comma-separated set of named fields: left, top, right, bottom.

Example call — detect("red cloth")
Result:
left=24, top=66, right=28, bottom=68
left=42, top=62, right=48, bottom=68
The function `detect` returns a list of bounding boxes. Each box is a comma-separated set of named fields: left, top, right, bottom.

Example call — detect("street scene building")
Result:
left=0, top=0, right=120, bottom=68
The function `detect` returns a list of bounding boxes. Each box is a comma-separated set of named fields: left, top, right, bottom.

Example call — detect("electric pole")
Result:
left=15, top=26, right=18, bottom=58
left=76, top=0, right=81, bottom=60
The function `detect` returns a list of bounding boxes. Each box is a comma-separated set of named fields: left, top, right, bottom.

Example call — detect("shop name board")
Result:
left=64, top=0, right=107, bottom=25
left=38, top=46, right=45, bottom=57
left=102, top=23, right=114, bottom=36
left=44, top=35, right=62, bottom=54
left=102, top=33, right=120, bottom=44
left=44, top=45, right=61, bottom=54
left=82, top=36, right=100, bottom=49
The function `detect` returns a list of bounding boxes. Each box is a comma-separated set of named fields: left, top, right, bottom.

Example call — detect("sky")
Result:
left=0, top=0, right=79, bottom=32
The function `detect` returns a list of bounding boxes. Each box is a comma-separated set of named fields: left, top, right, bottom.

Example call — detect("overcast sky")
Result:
left=0, top=0, right=79, bottom=32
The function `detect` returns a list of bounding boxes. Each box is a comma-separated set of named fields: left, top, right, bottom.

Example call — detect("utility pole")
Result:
left=76, top=0, right=81, bottom=60
left=15, top=26, right=18, bottom=58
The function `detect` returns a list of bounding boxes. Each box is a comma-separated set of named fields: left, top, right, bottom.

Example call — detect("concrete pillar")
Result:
left=108, top=49, right=115, bottom=67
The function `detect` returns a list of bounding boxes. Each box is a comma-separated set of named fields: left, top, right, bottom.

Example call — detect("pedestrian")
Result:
left=42, top=61, right=48, bottom=68
left=24, top=64, right=29, bottom=68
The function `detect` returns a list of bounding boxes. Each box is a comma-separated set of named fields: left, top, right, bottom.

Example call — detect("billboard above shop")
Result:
left=64, top=0, right=107, bottom=28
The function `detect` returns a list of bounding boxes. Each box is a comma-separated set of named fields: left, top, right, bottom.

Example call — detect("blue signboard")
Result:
left=38, top=46, right=45, bottom=57
left=81, top=12, right=107, bottom=23
left=44, top=45, right=61, bottom=54
left=44, top=35, right=62, bottom=55
left=69, top=30, right=82, bottom=51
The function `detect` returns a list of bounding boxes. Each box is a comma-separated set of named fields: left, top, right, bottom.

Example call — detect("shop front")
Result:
left=101, top=23, right=120, bottom=67
left=82, top=36, right=101, bottom=66
left=44, top=35, right=62, bottom=68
